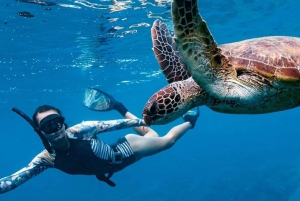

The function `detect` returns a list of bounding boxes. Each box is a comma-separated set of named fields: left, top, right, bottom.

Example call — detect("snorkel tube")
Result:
left=12, top=107, right=53, bottom=154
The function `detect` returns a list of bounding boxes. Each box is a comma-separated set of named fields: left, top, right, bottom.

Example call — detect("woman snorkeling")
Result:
left=0, top=88, right=199, bottom=193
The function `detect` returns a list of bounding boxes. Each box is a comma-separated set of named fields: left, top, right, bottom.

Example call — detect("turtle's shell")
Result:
left=220, top=36, right=300, bottom=85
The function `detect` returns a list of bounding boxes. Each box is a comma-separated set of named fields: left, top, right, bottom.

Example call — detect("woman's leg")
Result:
left=125, top=122, right=192, bottom=160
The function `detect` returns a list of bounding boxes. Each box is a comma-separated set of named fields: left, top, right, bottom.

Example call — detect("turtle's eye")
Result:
left=147, top=101, right=158, bottom=116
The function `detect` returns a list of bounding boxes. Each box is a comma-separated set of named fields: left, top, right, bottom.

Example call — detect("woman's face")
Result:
left=36, top=109, right=66, bottom=142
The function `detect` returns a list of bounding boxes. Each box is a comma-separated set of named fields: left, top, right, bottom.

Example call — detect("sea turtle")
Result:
left=142, top=0, right=300, bottom=125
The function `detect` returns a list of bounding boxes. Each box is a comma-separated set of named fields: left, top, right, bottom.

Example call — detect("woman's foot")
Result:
left=182, top=107, right=200, bottom=129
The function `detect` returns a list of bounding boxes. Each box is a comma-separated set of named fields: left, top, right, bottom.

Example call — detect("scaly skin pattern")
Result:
left=143, top=0, right=300, bottom=125
left=143, top=77, right=205, bottom=125
left=151, top=20, right=191, bottom=84
left=172, top=0, right=235, bottom=98
left=143, top=20, right=205, bottom=125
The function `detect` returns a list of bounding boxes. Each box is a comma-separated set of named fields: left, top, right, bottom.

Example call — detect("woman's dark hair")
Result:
left=32, top=105, right=68, bottom=128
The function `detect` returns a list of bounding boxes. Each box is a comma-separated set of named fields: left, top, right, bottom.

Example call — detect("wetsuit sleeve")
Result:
left=0, top=150, right=55, bottom=194
left=68, top=119, right=147, bottom=138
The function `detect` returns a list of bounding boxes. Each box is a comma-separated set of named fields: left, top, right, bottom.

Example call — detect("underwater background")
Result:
left=1, top=0, right=300, bottom=200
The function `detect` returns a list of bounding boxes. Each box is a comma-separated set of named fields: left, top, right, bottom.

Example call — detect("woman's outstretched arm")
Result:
left=0, top=150, right=54, bottom=194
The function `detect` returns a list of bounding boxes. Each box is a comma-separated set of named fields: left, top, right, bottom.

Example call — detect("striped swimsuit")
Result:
left=91, top=136, right=134, bottom=160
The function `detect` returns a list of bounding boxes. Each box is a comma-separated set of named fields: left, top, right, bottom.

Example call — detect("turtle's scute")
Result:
left=276, top=68, right=300, bottom=83
left=220, top=36, right=300, bottom=82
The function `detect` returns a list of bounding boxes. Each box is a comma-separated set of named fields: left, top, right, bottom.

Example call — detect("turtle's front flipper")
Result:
left=172, top=0, right=236, bottom=98
left=151, top=19, right=191, bottom=83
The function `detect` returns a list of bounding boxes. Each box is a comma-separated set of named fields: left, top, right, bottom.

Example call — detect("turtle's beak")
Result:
left=142, top=100, right=159, bottom=125
left=143, top=115, right=152, bottom=126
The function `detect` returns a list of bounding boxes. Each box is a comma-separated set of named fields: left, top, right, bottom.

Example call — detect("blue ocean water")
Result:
left=1, top=0, right=300, bottom=200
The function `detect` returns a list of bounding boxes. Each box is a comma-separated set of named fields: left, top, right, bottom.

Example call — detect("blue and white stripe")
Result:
left=91, top=136, right=134, bottom=160
left=116, top=140, right=134, bottom=158
left=91, top=137, right=114, bottom=160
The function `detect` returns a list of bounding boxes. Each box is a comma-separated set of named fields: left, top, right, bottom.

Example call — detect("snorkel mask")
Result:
left=39, top=114, right=65, bottom=134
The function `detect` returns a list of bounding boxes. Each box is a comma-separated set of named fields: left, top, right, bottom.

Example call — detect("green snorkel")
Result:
left=12, top=107, right=53, bottom=154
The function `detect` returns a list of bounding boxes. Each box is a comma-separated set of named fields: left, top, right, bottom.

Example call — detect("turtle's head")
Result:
left=142, top=86, right=185, bottom=125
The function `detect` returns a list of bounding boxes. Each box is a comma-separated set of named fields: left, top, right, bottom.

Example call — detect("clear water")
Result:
left=1, top=0, right=300, bottom=200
